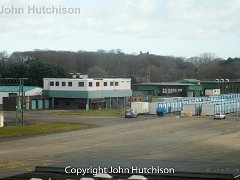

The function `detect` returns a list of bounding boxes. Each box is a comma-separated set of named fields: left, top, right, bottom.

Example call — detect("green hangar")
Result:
left=132, top=82, right=203, bottom=97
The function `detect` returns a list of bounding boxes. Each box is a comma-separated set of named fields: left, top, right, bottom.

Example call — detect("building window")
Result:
left=65, top=102, right=70, bottom=106
left=62, top=82, right=66, bottom=86
left=89, top=82, right=93, bottom=87
left=68, top=82, right=72, bottom=87
left=115, top=82, right=119, bottom=86
left=55, top=81, right=59, bottom=86
left=9, top=93, right=17, bottom=97
left=104, top=82, right=107, bottom=86
left=110, top=82, right=114, bottom=86
left=78, top=82, right=84, bottom=87
left=54, top=99, right=59, bottom=106
left=96, top=82, right=100, bottom=87
left=50, top=81, right=54, bottom=86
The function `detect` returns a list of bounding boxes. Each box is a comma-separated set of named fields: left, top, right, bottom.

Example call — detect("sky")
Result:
left=0, top=0, right=239, bottom=59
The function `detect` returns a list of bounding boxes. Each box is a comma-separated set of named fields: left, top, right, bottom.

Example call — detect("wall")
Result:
left=3, top=96, right=50, bottom=111
left=0, top=92, right=10, bottom=104
left=43, top=78, right=132, bottom=99
left=53, top=98, right=87, bottom=109
left=52, top=97, right=126, bottom=109
left=201, top=81, right=240, bottom=94
left=43, top=78, right=131, bottom=91
left=159, top=85, right=188, bottom=97
left=132, top=85, right=159, bottom=96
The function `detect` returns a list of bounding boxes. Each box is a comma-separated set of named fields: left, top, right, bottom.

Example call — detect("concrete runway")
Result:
left=0, top=113, right=240, bottom=178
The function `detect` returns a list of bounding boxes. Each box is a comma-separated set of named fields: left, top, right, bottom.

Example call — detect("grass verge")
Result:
left=0, top=122, right=94, bottom=138
left=53, top=109, right=124, bottom=116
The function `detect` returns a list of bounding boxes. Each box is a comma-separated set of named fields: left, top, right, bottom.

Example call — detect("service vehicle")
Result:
left=214, top=113, right=226, bottom=119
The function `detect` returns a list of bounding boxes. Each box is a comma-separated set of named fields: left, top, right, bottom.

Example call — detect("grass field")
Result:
left=53, top=109, right=125, bottom=116
left=0, top=122, right=94, bottom=138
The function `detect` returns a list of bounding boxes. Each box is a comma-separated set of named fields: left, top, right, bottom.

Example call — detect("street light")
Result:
left=237, top=101, right=239, bottom=121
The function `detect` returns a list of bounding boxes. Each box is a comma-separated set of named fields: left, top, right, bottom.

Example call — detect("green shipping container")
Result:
left=31, top=100, right=37, bottom=110
left=45, top=99, right=50, bottom=109
left=38, top=99, right=43, bottom=109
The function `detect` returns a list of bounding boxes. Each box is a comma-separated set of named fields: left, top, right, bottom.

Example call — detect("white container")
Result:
left=202, top=103, right=215, bottom=115
left=0, top=112, right=4, bottom=127
left=131, top=102, right=149, bottom=114
left=205, top=89, right=221, bottom=96
left=182, top=103, right=196, bottom=115
left=149, top=102, right=158, bottom=115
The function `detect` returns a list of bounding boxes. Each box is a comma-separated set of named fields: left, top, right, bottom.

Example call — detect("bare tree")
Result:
left=87, top=66, right=108, bottom=78
left=0, top=51, right=9, bottom=62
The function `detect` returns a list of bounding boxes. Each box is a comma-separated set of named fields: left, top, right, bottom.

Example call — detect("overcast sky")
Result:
left=0, top=0, right=239, bottom=58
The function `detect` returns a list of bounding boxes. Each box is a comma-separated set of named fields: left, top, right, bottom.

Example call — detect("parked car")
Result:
left=214, top=113, right=226, bottom=119
left=125, top=108, right=138, bottom=118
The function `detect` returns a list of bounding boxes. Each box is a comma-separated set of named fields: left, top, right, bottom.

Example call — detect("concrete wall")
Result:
left=0, top=92, right=10, bottom=104
left=43, top=78, right=131, bottom=91
left=53, top=97, right=126, bottom=110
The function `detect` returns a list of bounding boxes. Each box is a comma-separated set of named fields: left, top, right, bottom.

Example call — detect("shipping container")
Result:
left=31, top=100, right=37, bottom=110
left=149, top=102, right=158, bottom=115
left=182, top=103, right=202, bottom=115
left=131, top=102, right=149, bottom=114
left=38, top=99, right=43, bottom=109
left=45, top=99, right=50, bottom=109
left=205, top=89, right=220, bottom=96
left=202, top=103, right=215, bottom=115
left=26, top=102, right=30, bottom=110
left=0, top=112, right=4, bottom=127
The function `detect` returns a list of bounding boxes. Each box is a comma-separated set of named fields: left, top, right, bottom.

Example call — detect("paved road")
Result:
left=0, top=115, right=240, bottom=178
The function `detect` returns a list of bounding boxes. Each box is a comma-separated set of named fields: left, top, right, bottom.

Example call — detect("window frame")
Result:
left=50, top=81, right=54, bottom=86
left=68, top=82, right=72, bottom=87
left=78, top=82, right=84, bottom=87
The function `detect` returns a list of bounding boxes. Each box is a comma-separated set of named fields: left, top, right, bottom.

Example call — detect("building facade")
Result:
left=201, top=80, right=240, bottom=95
left=0, top=86, right=47, bottom=111
left=43, top=78, right=132, bottom=109
left=132, top=82, right=203, bottom=97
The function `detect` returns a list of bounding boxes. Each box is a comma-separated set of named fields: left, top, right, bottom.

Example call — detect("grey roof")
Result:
left=138, top=82, right=196, bottom=86
left=0, top=86, right=38, bottom=92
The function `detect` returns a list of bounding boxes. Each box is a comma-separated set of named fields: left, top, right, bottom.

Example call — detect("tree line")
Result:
left=0, top=50, right=239, bottom=87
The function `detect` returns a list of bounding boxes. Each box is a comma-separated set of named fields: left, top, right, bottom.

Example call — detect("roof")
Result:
left=136, top=82, right=197, bottom=86
left=43, top=78, right=131, bottom=81
left=176, top=79, right=201, bottom=83
left=0, top=86, right=39, bottom=92
left=132, top=91, right=144, bottom=96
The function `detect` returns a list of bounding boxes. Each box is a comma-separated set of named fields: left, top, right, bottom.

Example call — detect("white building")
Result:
left=43, top=78, right=132, bottom=109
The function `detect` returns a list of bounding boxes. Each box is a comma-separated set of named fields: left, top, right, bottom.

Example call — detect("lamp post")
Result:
left=237, top=101, right=239, bottom=121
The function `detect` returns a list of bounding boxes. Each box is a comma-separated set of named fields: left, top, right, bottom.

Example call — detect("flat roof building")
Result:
left=43, top=78, right=132, bottom=109
left=201, top=80, right=240, bottom=95
left=132, top=82, right=203, bottom=97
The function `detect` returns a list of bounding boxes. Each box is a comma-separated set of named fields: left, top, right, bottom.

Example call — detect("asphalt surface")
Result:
left=0, top=111, right=240, bottom=178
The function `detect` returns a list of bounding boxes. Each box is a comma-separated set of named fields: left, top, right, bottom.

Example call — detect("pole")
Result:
left=237, top=101, right=239, bottom=121
left=21, top=79, right=24, bottom=126
left=16, top=81, right=21, bottom=126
